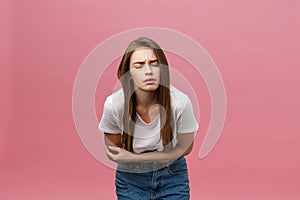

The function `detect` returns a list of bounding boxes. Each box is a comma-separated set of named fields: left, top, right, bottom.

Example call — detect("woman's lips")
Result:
left=144, top=78, right=155, bottom=82
left=144, top=78, right=155, bottom=84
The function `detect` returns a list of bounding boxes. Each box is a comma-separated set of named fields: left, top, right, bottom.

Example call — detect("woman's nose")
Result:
left=145, top=64, right=153, bottom=75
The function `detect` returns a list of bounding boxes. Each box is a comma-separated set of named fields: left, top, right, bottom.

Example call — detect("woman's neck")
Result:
left=135, top=89, right=159, bottom=123
left=135, top=89, right=158, bottom=108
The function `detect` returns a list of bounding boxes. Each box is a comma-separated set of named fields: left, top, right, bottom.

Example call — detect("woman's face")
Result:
left=129, top=48, right=160, bottom=92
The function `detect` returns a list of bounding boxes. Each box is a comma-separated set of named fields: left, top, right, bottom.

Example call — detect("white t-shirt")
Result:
left=98, top=85, right=199, bottom=153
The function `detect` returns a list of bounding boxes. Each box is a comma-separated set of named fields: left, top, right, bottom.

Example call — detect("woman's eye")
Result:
left=134, top=65, right=142, bottom=69
left=151, top=62, right=159, bottom=67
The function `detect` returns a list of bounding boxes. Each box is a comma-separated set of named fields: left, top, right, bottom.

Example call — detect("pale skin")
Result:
left=104, top=48, right=194, bottom=163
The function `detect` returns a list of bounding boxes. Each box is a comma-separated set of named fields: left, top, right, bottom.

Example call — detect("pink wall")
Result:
left=1, top=0, right=300, bottom=199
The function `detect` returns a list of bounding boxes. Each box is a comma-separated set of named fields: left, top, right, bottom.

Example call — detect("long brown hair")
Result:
left=117, top=37, right=173, bottom=152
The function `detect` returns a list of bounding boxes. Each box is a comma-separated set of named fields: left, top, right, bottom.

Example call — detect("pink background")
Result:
left=1, top=0, right=300, bottom=199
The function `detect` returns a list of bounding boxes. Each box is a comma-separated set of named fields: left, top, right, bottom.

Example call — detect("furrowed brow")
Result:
left=133, top=60, right=146, bottom=65
left=149, top=59, right=158, bottom=63
left=132, top=59, right=158, bottom=65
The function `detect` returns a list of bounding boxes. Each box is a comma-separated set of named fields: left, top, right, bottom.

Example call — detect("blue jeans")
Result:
left=115, top=157, right=190, bottom=200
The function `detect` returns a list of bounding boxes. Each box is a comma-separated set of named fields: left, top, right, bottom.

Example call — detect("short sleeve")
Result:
left=98, top=99, right=122, bottom=134
left=177, top=97, right=199, bottom=133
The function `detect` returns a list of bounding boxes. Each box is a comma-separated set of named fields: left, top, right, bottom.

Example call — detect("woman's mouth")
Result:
left=144, top=78, right=155, bottom=84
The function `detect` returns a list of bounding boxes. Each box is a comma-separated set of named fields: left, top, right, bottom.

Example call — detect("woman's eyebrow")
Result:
left=133, top=61, right=145, bottom=65
left=149, top=59, right=158, bottom=63
left=133, top=59, right=158, bottom=64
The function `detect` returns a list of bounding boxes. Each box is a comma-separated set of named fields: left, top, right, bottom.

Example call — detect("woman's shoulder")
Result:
left=170, top=85, right=190, bottom=104
left=170, top=85, right=191, bottom=111
left=104, top=88, right=124, bottom=111
left=106, top=88, right=124, bottom=101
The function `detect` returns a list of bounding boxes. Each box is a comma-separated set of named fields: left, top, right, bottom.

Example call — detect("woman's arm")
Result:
left=104, top=133, right=122, bottom=148
left=105, top=132, right=194, bottom=163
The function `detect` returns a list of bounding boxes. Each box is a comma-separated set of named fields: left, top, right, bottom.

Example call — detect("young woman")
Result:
left=99, top=37, right=198, bottom=200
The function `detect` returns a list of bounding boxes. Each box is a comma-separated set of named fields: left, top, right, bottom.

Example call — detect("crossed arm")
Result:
left=104, top=132, right=194, bottom=163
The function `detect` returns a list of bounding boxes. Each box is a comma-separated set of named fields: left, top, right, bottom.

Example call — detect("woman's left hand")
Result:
left=105, top=146, right=137, bottom=163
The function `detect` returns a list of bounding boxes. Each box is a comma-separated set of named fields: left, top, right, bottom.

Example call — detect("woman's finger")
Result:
left=104, top=145, right=114, bottom=157
left=108, top=146, right=121, bottom=153
left=106, top=148, right=117, bottom=161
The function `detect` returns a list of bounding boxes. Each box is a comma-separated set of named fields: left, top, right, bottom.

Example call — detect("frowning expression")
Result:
left=129, top=48, right=160, bottom=92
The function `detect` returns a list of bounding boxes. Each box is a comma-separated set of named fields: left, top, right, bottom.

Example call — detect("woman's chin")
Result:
left=139, top=84, right=159, bottom=92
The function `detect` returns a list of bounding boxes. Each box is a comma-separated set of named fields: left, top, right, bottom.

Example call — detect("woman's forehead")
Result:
left=130, top=48, right=157, bottom=62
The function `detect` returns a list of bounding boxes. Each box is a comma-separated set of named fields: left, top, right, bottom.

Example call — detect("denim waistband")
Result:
left=116, top=157, right=183, bottom=173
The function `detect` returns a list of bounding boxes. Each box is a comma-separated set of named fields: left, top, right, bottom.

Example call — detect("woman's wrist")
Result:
left=132, top=148, right=181, bottom=163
